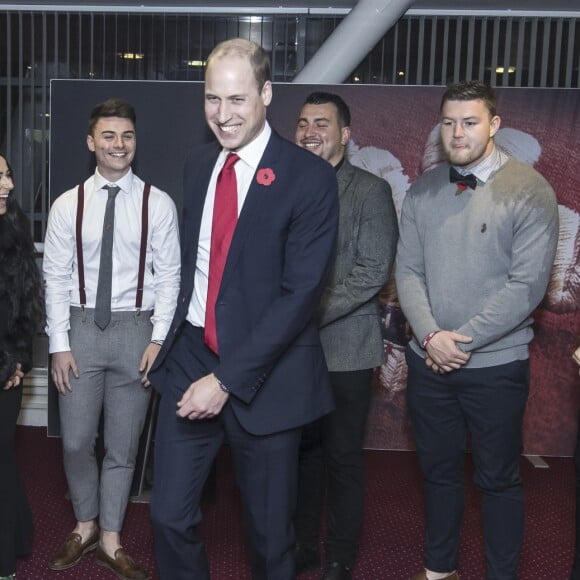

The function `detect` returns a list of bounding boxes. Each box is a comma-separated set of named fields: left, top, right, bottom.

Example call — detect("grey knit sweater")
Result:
left=396, top=156, right=559, bottom=368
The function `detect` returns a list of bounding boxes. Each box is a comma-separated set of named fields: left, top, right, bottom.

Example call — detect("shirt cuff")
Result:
left=48, top=332, right=71, bottom=354
left=151, top=321, right=171, bottom=344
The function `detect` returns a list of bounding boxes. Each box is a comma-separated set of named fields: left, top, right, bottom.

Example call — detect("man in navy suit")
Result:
left=149, top=38, right=339, bottom=580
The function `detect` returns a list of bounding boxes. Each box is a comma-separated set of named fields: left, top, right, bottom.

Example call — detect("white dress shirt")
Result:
left=43, top=168, right=181, bottom=353
left=187, top=122, right=272, bottom=327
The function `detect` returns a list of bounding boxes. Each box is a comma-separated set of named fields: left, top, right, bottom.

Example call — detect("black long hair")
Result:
left=0, top=154, right=44, bottom=365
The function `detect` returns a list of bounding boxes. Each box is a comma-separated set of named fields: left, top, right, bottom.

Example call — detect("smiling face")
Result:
left=0, top=156, right=14, bottom=216
left=295, top=102, right=350, bottom=167
left=87, top=116, right=136, bottom=182
left=440, top=98, right=501, bottom=168
left=204, top=53, right=272, bottom=151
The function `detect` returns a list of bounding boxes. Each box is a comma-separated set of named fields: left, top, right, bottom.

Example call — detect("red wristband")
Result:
left=422, top=330, right=440, bottom=349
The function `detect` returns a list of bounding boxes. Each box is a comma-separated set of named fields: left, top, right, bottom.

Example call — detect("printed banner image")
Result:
left=50, top=81, right=580, bottom=455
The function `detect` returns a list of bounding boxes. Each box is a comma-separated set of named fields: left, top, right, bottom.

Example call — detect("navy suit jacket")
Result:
left=151, top=130, right=339, bottom=436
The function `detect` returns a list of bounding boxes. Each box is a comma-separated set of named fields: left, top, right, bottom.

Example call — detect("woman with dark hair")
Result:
left=0, top=153, right=43, bottom=580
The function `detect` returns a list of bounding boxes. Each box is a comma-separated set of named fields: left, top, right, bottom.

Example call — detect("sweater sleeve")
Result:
left=395, top=187, right=440, bottom=345
left=456, top=178, right=559, bottom=351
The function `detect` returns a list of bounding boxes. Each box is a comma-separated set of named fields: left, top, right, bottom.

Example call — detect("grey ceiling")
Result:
left=1, top=0, right=578, bottom=12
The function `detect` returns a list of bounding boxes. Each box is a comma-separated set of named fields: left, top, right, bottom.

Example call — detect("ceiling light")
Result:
left=119, top=52, right=144, bottom=60
left=496, top=66, right=516, bottom=74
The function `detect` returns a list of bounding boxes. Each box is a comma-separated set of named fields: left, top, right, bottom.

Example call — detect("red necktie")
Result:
left=204, top=152, right=240, bottom=353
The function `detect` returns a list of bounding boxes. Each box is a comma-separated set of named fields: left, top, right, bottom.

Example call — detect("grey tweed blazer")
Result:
left=319, top=159, right=398, bottom=372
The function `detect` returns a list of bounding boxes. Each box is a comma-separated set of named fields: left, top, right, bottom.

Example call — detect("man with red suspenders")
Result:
left=43, top=98, right=180, bottom=580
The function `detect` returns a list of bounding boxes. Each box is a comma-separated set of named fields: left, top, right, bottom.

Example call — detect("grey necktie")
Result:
left=94, top=185, right=120, bottom=330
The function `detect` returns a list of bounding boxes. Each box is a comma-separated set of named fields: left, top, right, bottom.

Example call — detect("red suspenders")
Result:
left=75, top=182, right=151, bottom=310
left=76, top=183, right=88, bottom=306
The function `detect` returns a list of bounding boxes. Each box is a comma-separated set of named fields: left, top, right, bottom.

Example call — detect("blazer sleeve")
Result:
left=318, top=175, right=397, bottom=327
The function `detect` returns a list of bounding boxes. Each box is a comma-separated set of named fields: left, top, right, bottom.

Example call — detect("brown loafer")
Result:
left=95, top=545, right=151, bottom=580
left=48, top=529, right=100, bottom=570
left=410, top=571, right=459, bottom=580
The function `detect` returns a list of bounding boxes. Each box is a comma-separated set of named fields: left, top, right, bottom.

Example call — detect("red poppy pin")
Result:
left=256, top=167, right=276, bottom=186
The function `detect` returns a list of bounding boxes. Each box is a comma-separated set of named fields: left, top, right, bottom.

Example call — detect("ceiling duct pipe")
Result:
left=293, top=0, right=415, bottom=84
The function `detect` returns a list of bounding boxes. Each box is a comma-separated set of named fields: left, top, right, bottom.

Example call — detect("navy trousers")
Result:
left=406, top=348, right=529, bottom=580
left=150, top=323, right=301, bottom=580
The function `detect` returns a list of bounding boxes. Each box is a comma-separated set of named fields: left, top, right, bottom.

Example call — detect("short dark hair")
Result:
left=207, top=38, right=271, bottom=93
left=440, top=81, right=497, bottom=118
left=303, top=91, right=351, bottom=128
left=88, top=98, right=136, bottom=135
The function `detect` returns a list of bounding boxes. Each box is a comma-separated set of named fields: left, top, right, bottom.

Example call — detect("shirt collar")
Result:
left=94, top=168, right=134, bottom=194
left=218, top=121, right=272, bottom=170
left=453, top=144, right=508, bottom=184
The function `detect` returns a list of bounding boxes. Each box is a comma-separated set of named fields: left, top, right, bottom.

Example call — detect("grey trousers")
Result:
left=58, top=307, right=152, bottom=532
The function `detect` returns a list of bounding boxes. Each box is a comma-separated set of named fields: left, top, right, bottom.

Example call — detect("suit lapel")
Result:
left=219, top=132, right=282, bottom=293
left=336, top=159, right=355, bottom=200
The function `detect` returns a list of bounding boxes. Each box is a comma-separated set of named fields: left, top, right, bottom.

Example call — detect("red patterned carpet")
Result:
left=13, top=426, right=576, bottom=579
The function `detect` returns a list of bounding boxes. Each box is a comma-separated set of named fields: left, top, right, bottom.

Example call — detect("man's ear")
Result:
left=261, top=81, right=273, bottom=107
left=490, top=115, right=501, bottom=138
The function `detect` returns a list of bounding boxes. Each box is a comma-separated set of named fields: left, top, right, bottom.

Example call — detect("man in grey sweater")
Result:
left=396, top=81, right=559, bottom=580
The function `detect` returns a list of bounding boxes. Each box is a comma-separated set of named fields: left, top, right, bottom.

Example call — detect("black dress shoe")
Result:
left=321, top=561, right=353, bottom=580
left=295, top=543, right=320, bottom=575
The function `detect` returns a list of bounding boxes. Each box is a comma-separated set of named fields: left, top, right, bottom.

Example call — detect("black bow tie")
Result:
left=449, top=167, right=477, bottom=190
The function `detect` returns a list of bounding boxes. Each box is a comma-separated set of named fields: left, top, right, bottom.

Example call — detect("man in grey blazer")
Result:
left=293, top=92, right=398, bottom=580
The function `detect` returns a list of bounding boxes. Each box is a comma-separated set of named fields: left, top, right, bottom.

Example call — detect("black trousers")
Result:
left=570, top=413, right=580, bottom=580
left=294, top=368, right=373, bottom=567
left=0, top=386, right=33, bottom=577
left=406, top=348, right=529, bottom=580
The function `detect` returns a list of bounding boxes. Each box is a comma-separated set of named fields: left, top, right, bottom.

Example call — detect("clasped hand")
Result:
left=425, top=330, right=472, bottom=374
